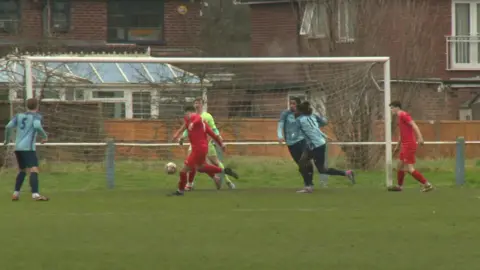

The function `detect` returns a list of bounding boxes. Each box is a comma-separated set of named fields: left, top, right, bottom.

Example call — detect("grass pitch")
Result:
left=0, top=157, right=480, bottom=270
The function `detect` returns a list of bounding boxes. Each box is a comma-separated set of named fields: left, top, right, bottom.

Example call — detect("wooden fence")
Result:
left=103, top=119, right=480, bottom=160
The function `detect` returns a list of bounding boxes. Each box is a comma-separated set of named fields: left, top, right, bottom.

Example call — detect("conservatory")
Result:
left=0, top=55, right=209, bottom=119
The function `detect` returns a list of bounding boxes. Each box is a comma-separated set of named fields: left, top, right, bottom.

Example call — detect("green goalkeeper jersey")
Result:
left=182, top=111, right=220, bottom=138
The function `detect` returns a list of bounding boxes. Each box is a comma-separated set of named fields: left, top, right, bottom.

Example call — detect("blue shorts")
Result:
left=15, top=151, right=39, bottom=169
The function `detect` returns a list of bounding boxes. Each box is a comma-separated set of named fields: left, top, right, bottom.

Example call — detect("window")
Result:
left=102, top=102, right=126, bottom=119
left=452, top=2, right=480, bottom=67
left=337, top=0, right=356, bottom=42
left=132, top=92, right=151, bottom=119
left=0, top=87, right=8, bottom=101
left=41, top=87, right=62, bottom=100
left=300, top=2, right=327, bottom=38
left=156, top=97, right=186, bottom=118
left=0, top=0, right=20, bottom=34
left=50, top=0, right=71, bottom=32
left=65, top=88, right=85, bottom=101
left=92, top=91, right=124, bottom=98
left=107, top=0, right=164, bottom=43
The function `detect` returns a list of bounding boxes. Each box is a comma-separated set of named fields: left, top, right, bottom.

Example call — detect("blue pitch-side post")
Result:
left=455, top=137, right=465, bottom=186
left=320, top=143, right=328, bottom=186
left=106, top=139, right=115, bottom=189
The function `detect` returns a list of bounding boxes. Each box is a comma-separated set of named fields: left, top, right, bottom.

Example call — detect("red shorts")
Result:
left=399, top=145, right=417, bottom=164
left=185, top=147, right=208, bottom=167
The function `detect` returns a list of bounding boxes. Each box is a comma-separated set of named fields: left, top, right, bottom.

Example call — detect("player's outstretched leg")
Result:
left=197, top=164, right=225, bottom=190
left=211, top=157, right=236, bottom=190
left=12, top=169, right=27, bottom=201
left=197, top=164, right=239, bottom=190
left=312, top=146, right=355, bottom=185
left=209, top=142, right=236, bottom=189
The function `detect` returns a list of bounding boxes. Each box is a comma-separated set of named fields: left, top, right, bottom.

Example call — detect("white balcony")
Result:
left=446, top=35, right=480, bottom=70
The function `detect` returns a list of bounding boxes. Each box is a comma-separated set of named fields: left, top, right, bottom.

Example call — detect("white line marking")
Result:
left=232, top=208, right=337, bottom=212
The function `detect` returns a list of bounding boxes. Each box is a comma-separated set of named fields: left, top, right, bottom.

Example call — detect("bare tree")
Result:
left=300, top=0, right=441, bottom=169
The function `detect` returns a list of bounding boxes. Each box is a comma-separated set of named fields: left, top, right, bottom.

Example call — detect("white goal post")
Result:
left=18, top=56, right=392, bottom=186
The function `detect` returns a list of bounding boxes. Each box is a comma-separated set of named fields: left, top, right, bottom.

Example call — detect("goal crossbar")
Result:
left=24, top=56, right=390, bottom=64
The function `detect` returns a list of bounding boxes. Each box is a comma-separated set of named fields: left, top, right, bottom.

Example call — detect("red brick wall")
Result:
left=248, top=0, right=480, bottom=79
left=247, top=0, right=480, bottom=120
left=0, top=0, right=201, bottom=47
left=250, top=3, right=300, bottom=57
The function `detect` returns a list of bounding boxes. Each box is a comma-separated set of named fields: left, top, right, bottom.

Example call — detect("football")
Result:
left=165, top=162, right=177, bottom=174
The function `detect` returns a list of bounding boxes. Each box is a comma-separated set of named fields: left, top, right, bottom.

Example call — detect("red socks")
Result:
left=397, top=170, right=405, bottom=186
left=188, top=169, right=196, bottom=184
left=198, top=164, right=222, bottom=178
left=178, top=171, right=188, bottom=191
left=410, top=170, right=427, bottom=184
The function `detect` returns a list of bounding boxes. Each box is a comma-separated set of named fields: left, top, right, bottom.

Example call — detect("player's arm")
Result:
left=314, top=114, right=328, bottom=127
left=173, top=123, right=186, bottom=141
left=33, top=118, right=48, bottom=142
left=401, top=113, right=424, bottom=144
left=205, top=123, right=224, bottom=149
left=409, top=120, right=424, bottom=144
left=3, top=116, right=17, bottom=145
left=277, top=111, right=287, bottom=142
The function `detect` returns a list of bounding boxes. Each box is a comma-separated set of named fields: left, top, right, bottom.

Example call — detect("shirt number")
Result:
left=20, top=118, right=27, bottom=130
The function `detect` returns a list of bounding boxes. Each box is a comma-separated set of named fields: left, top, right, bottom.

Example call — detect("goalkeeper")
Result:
left=179, top=97, right=236, bottom=190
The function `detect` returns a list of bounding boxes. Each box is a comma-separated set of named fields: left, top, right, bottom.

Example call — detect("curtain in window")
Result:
left=455, top=3, right=470, bottom=64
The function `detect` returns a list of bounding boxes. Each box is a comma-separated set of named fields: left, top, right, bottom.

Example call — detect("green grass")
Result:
left=1, top=157, right=480, bottom=270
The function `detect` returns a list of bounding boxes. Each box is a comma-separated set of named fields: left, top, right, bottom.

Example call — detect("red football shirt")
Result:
left=184, top=113, right=222, bottom=150
left=398, top=111, right=416, bottom=146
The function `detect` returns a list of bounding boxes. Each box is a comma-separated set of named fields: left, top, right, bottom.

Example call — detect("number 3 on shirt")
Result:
left=20, top=118, right=27, bottom=130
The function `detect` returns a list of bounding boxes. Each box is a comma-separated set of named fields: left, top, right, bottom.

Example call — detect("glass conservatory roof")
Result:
left=0, top=59, right=204, bottom=84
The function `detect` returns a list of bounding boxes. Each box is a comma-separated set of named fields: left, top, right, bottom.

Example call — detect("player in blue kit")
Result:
left=296, top=101, right=355, bottom=193
left=277, top=97, right=328, bottom=192
left=3, top=98, right=49, bottom=201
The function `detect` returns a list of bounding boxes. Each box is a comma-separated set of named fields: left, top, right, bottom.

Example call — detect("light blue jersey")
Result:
left=277, top=109, right=328, bottom=146
left=296, top=114, right=327, bottom=149
left=4, top=112, right=48, bottom=151
left=277, top=110, right=304, bottom=146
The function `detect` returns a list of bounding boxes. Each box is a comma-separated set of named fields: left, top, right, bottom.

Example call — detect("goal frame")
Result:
left=23, top=56, right=393, bottom=187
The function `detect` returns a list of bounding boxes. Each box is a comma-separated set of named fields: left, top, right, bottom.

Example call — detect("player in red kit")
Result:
left=388, top=101, right=433, bottom=192
left=170, top=106, right=239, bottom=196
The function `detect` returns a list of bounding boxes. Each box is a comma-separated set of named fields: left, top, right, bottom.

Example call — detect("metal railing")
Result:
left=446, top=35, right=480, bottom=70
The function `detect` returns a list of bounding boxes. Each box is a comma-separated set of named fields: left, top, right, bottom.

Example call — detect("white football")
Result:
left=165, top=162, right=177, bottom=174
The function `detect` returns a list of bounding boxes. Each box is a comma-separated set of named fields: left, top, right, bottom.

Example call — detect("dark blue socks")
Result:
left=30, top=172, right=39, bottom=194
left=14, top=171, right=26, bottom=192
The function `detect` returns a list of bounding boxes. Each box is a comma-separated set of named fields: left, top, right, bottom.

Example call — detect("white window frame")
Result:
left=300, top=2, right=327, bottom=39
left=132, top=90, right=153, bottom=119
left=451, top=1, right=480, bottom=69
left=337, top=0, right=355, bottom=43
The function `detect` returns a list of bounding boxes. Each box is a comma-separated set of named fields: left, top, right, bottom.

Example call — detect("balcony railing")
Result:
left=446, top=35, right=480, bottom=70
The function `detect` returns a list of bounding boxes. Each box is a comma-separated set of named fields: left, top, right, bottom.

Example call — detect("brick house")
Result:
left=0, top=0, right=202, bottom=55
left=236, top=0, right=480, bottom=120
left=0, top=0, right=210, bottom=121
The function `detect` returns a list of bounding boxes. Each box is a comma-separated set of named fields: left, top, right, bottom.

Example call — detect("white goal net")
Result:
left=0, top=56, right=392, bottom=186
